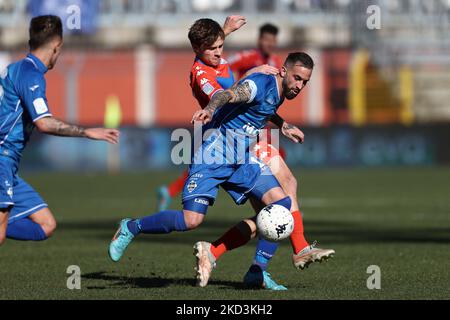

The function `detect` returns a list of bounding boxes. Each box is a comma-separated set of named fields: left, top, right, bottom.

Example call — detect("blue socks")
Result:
left=253, top=237, right=279, bottom=271
left=6, top=219, right=47, bottom=241
left=127, top=210, right=188, bottom=235
left=251, top=196, right=292, bottom=271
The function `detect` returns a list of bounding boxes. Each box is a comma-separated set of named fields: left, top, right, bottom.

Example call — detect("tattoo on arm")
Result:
left=229, top=81, right=252, bottom=104
left=204, top=81, right=253, bottom=115
left=39, top=117, right=86, bottom=137
left=204, top=90, right=234, bottom=115
left=283, top=123, right=295, bottom=131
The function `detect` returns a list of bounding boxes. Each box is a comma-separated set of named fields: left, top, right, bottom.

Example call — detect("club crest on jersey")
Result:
left=187, top=180, right=197, bottom=193
left=202, top=83, right=214, bottom=95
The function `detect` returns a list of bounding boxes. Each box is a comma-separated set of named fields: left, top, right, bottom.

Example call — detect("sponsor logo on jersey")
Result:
left=194, top=198, right=209, bottom=206
left=200, top=78, right=209, bottom=85
left=197, top=70, right=206, bottom=76
left=29, top=85, right=40, bottom=92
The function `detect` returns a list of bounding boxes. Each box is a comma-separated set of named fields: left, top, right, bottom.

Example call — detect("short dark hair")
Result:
left=29, top=15, right=63, bottom=51
left=284, top=52, right=314, bottom=69
left=188, top=18, right=225, bottom=52
left=259, top=23, right=279, bottom=38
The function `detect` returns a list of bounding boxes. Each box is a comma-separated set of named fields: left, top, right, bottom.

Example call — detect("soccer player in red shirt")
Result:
left=228, top=23, right=283, bottom=79
left=157, top=17, right=279, bottom=210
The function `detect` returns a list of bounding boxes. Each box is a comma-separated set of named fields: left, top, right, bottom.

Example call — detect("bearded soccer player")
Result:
left=109, top=51, right=334, bottom=290
left=0, top=15, right=119, bottom=245
left=156, top=17, right=282, bottom=211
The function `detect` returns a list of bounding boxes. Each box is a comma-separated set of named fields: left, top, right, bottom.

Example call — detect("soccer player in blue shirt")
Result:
left=0, top=15, right=119, bottom=245
left=109, top=52, right=333, bottom=290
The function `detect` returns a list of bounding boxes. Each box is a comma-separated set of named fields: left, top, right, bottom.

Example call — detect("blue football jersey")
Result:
left=0, top=53, right=52, bottom=162
left=210, top=73, right=282, bottom=135
left=195, top=73, right=282, bottom=165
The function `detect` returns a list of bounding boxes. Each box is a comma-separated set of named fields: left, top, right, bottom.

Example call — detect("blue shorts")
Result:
left=182, top=156, right=281, bottom=208
left=0, top=156, right=48, bottom=224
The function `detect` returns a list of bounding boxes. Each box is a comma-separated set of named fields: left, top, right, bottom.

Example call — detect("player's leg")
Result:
left=109, top=165, right=222, bottom=262
left=243, top=185, right=291, bottom=290
left=5, top=176, right=50, bottom=241
left=257, top=143, right=335, bottom=269
left=108, top=207, right=200, bottom=262
left=0, top=157, right=14, bottom=245
left=156, top=169, right=189, bottom=211
left=0, top=209, right=9, bottom=245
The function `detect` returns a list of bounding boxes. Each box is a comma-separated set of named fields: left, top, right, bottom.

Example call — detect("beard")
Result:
left=282, top=80, right=299, bottom=100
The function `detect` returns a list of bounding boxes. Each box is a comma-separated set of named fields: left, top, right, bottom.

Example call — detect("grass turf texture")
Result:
left=1, top=167, right=449, bottom=300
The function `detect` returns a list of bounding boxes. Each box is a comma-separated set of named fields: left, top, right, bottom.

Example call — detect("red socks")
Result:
left=210, top=221, right=253, bottom=259
left=290, top=210, right=309, bottom=254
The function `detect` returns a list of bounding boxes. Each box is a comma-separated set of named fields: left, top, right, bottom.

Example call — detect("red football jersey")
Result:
left=227, top=49, right=283, bottom=79
left=190, top=58, right=235, bottom=109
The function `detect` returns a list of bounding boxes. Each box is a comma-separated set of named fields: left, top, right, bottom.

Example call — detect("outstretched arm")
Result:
left=35, top=117, right=120, bottom=144
left=192, top=81, right=253, bottom=124
left=270, top=113, right=305, bottom=144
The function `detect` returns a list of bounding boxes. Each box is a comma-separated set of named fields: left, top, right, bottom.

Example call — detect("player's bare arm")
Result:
left=270, top=113, right=305, bottom=144
left=192, top=81, right=252, bottom=124
left=35, top=117, right=120, bottom=144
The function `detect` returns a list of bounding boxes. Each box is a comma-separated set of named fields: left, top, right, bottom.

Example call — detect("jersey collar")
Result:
left=26, top=53, right=48, bottom=74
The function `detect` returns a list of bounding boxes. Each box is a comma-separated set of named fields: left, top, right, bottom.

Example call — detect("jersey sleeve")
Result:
left=193, top=66, right=224, bottom=101
left=16, top=71, right=52, bottom=122
left=238, top=73, right=270, bottom=104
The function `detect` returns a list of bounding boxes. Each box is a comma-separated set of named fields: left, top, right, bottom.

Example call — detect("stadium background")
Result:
left=1, top=0, right=450, bottom=300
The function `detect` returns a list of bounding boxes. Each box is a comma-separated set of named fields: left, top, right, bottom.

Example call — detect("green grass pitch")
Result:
left=1, top=167, right=449, bottom=300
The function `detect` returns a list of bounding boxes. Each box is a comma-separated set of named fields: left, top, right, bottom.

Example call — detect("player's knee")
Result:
left=183, top=213, right=204, bottom=230
left=41, top=217, right=57, bottom=237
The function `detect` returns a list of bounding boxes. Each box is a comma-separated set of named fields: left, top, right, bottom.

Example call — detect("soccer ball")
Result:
left=256, top=204, right=294, bottom=242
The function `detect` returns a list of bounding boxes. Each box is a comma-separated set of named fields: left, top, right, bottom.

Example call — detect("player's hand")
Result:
left=223, top=15, right=247, bottom=36
left=191, top=109, right=213, bottom=124
left=247, top=64, right=279, bottom=76
left=85, top=128, right=120, bottom=144
left=281, top=122, right=304, bottom=144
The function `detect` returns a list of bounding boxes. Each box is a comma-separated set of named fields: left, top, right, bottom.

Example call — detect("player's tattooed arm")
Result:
left=270, top=113, right=305, bottom=144
left=192, top=82, right=253, bottom=124
left=282, top=122, right=305, bottom=144
left=35, top=117, right=86, bottom=137
left=35, top=117, right=120, bottom=144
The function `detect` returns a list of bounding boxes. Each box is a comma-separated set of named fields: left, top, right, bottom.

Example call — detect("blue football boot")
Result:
left=109, top=218, right=135, bottom=262
left=243, top=265, right=288, bottom=291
